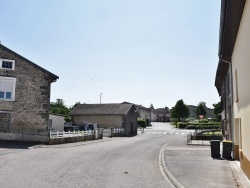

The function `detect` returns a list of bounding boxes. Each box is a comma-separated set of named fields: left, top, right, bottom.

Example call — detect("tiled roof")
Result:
left=70, top=103, right=135, bottom=115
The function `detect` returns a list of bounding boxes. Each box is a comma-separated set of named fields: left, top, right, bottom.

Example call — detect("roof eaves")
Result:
left=0, top=44, right=59, bottom=82
left=218, top=0, right=246, bottom=58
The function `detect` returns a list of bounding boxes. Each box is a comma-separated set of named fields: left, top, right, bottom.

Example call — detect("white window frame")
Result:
left=0, top=76, right=16, bottom=101
left=0, top=59, right=15, bottom=70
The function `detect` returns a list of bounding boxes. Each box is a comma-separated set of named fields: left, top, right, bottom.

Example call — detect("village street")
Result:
left=0, top=122, right=192, bottom=188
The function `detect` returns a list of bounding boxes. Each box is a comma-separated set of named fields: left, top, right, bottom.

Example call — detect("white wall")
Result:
left=232, top=0, right=250, bottom=162
left=49, top=114, right=64, bottom=132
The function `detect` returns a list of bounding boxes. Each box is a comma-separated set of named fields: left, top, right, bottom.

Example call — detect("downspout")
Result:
left=220, top=58, right=235, bottom=156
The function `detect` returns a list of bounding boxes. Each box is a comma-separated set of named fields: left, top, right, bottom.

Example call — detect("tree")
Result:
left=213, top=102, right=222, bottom=121
left=171, top=99, right=190, bottom=121
left=150, top=104, right=154, bottom=109
left=195, top=102, right=207, bottom=118
left=50, top=99, right=70, bottom=116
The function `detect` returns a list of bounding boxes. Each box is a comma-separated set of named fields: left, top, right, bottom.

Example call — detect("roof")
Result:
left=153, top=108, right=170, bottom=114
left=215, top=0, right=246, bottom=95
left=70, top=103, right=137, bottom=115
left=0, top=44, right=59, bottom=82
left=218, top=0, right=245, bottom=58
left=121, top=101, right=149, bottom=110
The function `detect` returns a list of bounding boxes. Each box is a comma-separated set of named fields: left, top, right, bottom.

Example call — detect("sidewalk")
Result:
left=162, top=137, right=250, bottom=188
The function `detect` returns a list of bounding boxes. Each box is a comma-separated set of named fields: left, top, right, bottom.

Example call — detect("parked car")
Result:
left=79, top=122, right=99, bottom=131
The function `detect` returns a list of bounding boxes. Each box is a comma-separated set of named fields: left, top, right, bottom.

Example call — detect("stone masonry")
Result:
left=0, top=44, right=58, bottom=142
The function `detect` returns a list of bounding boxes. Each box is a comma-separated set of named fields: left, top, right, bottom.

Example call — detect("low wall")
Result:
left=191, top=135, right=223, bottom=141
left=49, top=134, right=97, bottom=145
left=0, top=133, right=48, bottom=142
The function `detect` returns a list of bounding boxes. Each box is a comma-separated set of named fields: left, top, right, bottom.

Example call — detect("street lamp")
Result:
left=100, top=93, right=102, bottom=104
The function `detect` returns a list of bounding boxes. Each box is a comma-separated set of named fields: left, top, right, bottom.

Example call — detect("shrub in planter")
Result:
left=177, top=122, right=188, bottom=129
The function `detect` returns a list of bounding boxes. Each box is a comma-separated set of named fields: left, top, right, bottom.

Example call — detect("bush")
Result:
left=137, top=120, right=147, bottom=128
left=64, top=117, right=71, bottom=122
left=177, top=122, right=188, bottom=129
left=186, top=125, right=198, bottom=129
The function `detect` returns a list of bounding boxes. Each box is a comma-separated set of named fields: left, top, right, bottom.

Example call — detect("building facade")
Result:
left=215, top=0, right=250, bottom=179
left=70, top=103, right=138, bottom=136
left=0, top=44, right=58, bottom=142
left=151, top=108, right=170, bottom=122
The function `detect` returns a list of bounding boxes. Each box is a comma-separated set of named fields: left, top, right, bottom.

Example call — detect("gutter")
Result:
left=219, top=58, right=235, bottom=154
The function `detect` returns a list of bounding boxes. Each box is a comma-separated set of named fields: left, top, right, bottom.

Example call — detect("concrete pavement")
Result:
left=162, top=137, right=250, bottom=188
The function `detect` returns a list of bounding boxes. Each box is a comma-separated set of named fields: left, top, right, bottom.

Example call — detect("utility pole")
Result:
left=100, top=93, right=102, bottom=104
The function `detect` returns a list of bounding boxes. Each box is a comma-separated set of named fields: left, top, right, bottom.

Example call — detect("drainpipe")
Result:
left=220, top=58, right=235, bottom=157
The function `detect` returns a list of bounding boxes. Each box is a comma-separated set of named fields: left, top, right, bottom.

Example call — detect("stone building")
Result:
left=0, top=44, right=58, bottom=142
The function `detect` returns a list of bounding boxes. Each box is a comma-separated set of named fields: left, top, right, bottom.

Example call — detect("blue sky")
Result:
left=0, top=0, right=221, bottom=109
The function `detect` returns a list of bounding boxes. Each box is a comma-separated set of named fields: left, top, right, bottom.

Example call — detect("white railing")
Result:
left=113, top=128, right=124, bottom=133
left=50, top=130, right=94, bottom=138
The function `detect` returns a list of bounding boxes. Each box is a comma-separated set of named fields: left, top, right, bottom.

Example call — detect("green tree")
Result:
left=171, top=99, right=190, bottom=121
left=195, top=102, right=207, bottom=118
left=213, top=102, right=222, bottom=121
left=50, top=99, right=70, bottom=116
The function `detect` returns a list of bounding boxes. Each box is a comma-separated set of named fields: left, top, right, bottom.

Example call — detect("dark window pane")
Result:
left=0, top=92, right=4, bottom=98
left=2, top=61, right=13, bottom=69
left=6, top=92, right=11, bottom=99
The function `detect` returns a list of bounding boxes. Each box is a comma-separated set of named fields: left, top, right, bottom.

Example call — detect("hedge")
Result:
left=175, top=122, right=221, bottom=130
left=186, top=124, right=221, bottom=129
left=138, top=120, right=147, bottom=128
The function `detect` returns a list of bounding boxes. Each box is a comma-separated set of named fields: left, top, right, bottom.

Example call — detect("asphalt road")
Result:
left=0, top=122, right=191, bottom=188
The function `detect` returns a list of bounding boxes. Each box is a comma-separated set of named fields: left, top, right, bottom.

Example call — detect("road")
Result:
left=0, top=122, right=192, bottom=188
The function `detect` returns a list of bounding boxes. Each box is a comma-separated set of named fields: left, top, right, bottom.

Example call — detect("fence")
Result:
left=187, top=129, right=223, bottom=145
left=50, top=130, right=93, bottom=138
left=49, top=129, right=103, bottom=145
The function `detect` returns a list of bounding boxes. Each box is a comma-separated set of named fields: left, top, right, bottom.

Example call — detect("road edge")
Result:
left=159, top=138, right=185, bottom=188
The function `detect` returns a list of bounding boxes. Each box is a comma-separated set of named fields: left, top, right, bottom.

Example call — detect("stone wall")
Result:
left=0, top=46, right=55, bottom=142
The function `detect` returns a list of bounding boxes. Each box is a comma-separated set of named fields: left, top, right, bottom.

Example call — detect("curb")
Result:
left=159, top=138, right=185, bottom=188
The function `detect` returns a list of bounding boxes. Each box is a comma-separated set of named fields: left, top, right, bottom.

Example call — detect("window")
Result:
left=0, top=59, right=15, bottom=70
left=0, top=77, right=16, bottom=100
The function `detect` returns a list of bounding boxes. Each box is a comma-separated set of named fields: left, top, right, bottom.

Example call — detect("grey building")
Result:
left=0, top=44, right=58, bottom=142
left=151, top=108, right=171, bottom=122
left=70, top=103, right=138, bottom=136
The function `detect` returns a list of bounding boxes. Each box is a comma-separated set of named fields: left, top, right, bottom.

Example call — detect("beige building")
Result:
left=70, top=103, right=138, bottom=136
left=215, top=0, right=250, bottom=179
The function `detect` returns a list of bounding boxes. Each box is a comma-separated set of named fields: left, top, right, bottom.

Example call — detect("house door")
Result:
left=130, top=121, right=134, bottom=136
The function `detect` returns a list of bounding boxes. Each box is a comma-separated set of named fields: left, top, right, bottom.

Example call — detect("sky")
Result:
left=0, top=0, right=221, bottom=109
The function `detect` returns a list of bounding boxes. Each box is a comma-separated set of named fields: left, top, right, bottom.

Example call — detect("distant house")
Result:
left=70, top=103, right=138, bottom=136
left=122, top=102, right=151, bottom=125
left=151, top=108, right=170, bottom=122
left=49, top=114, right=64, bottom=132
left=0, top=44, right=58, bottom=142
left=215, top=0, right=250, bottom=179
